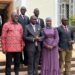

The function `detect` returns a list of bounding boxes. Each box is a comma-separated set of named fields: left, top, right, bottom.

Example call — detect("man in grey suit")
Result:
left=24, top=15, right=44, bottom=75
left=34, top=8, right=44, bottom=64
left=18, top=6, right=29, bottom=65
left=58, top=18, right=74, bottom=75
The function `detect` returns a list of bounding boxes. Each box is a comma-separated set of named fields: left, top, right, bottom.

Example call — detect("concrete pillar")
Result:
left=13, top=0, right=59, bottom=27
left=55, top=0, right=60, bottom=26
left=73, top=0, right=75, bottom=16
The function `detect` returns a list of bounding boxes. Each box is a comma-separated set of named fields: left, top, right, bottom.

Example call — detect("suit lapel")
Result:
left=61, top=26, right=66, bottom=33
left=61, top=26, right=70, bottom=34
left=27, top=24, right=40, bottom=36
left=35, top=24, right=38, bottom=32
left=35, top=25, right=40, bottom=35
left=20, top=15, right=25, bottom=21
left=37, top=18, right=40, bottom=25
left=27, top=24, right=36, bottom=36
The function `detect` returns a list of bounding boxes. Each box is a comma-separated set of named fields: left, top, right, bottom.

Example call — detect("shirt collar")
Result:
left=31, top=23, right=36, bottom=27
left=62, top=24, right=68, bottom=28
left=21, top=14, right=25, bottom=17
left=9, top=19, right=19, bottom=25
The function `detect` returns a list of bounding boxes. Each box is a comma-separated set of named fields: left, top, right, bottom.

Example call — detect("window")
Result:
left=71, top=0, right=73, bottom=3
left=66, top=4, right=69, bottom=19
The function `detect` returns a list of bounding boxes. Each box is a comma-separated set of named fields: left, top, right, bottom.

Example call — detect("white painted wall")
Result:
left=13, top=0, right=58, bottom=27
left=27, top=0, right=58, bottom=27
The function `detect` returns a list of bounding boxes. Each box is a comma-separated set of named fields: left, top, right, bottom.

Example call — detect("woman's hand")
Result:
left=48, top=46, right=53, bottom=50
left=45, top=45, right=53, bottom=50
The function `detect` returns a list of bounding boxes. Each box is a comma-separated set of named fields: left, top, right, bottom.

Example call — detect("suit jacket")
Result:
left=57, top=25, right=74, bottom=50
left=37, top=18, right=44, bottom=28
left=18, top=15, right=29, bottom=30
left=24, top=24, right=44, bottom=51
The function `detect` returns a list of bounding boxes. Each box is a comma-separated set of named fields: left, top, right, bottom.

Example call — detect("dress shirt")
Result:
left=31, top=24, right=36, bottom=32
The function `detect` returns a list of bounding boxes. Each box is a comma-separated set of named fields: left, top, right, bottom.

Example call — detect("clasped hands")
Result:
left=47, top=45, right=54, bottom=50
left=33, top=36, right=41, bottom=42
left=45, top=44, right=54, bottom=50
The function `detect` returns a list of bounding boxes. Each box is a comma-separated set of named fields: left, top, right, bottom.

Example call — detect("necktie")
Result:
left=64, top=26, right=67, bottom=32
left=33, top=25, right=36, bottom=32
left=37, top=19, right=40, bottom=25
left=23, top=15, right=25, bottom=20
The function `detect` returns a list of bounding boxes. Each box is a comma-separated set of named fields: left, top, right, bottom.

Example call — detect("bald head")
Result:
left=34, top=8, right=39, bottom=17
left=11, top=12, right=18, bottom=23
left=30, top=15, right=37, bottom=25
left=20, top=6, right=27, bottom=15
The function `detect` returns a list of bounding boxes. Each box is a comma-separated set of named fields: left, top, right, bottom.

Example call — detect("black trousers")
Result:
left=6, top=52, right=20, bottom=75
left=27, top=47, right=40, bottom=75
left=20, top=47, right=28, bottom=65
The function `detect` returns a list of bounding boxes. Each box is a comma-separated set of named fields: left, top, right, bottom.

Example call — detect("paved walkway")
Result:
left=0, top=39, right=75, bottom=75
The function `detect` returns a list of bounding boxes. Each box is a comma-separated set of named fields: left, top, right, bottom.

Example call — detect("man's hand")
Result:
left=45, top=45, right=53, bottom=50
left=2, top=50, right=6, bottom=54
left=69, top=40, right=74, bottom=44
left=48, top=46, right=53, bottom=50
left=35, top=36, right=40, bottom=41
left=59, top=48, right=63, bottom=51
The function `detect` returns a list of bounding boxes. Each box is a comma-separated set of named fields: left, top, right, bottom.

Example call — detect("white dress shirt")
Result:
left=31, top=24, right=36, bottom=32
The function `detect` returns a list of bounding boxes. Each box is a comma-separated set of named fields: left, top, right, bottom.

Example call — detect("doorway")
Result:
left=0, top=0, right=13, bottom=36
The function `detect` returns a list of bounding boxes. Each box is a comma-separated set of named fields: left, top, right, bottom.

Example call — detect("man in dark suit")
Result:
left=18, top=6, right=29, bottom=29
left=58, top=18, right=74, bottom=75
left=24, top=15, right=44, bottom=75
left=18, top=6, right=29, bottom=65
left=34, top=8, right=44, bottom=64
left=33, top=8, right=44, bottom=28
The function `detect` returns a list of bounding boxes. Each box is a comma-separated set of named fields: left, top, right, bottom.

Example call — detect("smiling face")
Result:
left=61, top=18, right=68, bottom=26
left=46, top=18, right=52, bottom=27
left=11, top=12, right=19, bottom=23
left=30, top=16, right=37, bottom=25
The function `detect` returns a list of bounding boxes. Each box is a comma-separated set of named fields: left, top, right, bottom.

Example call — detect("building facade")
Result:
left=13, top=0, right=58, bottom=27
left=0, top=0, right=75, bottom=26
left=58, top=0, right=75, bottom=25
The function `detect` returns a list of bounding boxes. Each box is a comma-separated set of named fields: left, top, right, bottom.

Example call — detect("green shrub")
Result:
left=69, top=15, right=75, bottom=26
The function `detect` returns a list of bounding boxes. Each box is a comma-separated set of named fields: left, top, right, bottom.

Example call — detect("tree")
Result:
left=69, top=15, right=75, bottom=26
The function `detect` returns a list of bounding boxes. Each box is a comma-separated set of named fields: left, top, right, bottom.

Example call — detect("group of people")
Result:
left=1, top=6, right=74, bottom=75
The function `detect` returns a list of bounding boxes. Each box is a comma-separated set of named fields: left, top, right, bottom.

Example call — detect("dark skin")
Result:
left=61, top=18, right=68, bottom=26
left=34, top=8, right=39, bottom=18
left=45, top=18, right=54, bottom=50
left=20, top=7, right=27, bottom=15
left=46, top=19, right=52, bottom=27
left=11, top=12, right=19, bottom=24
left=60, top=18, right=74, bottom=49
left=3, top=12, right=19, bottom=54
left=30, top=15, right=41, bottom=41
left=30, top=15, right=37, bottom=25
